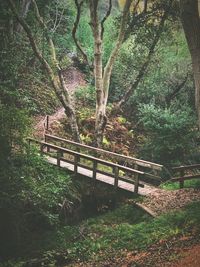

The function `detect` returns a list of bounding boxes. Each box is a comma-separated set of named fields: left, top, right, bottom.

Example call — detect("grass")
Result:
left=161, top=178, right=200, bottom=190
left=3, top=201, right=200, bottom=267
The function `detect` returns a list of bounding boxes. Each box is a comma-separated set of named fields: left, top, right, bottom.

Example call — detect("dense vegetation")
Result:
left=1, top=0, right=200, bottom=266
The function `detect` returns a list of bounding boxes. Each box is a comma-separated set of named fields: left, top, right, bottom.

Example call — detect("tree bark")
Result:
left=180, top=0, right=200, bottom=128
left=89, top=0, right=104, bottom=146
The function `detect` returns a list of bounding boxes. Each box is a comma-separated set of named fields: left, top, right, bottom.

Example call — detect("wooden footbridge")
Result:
left=28, top=134, right=163, bottom=195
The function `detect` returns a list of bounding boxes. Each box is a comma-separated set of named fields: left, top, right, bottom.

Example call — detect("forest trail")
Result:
left=33, top=66, right=86, bottom=138
left=137, top=187, right=200, bottom=216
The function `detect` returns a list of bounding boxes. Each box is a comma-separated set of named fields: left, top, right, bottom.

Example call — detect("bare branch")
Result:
left=52, top=8, right=65, bottom=34
left=101, top=0, right=112, bottom=39
left=72, top=0, right=91, bottom=67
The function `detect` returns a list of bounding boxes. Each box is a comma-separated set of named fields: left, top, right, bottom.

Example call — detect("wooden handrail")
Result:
left=172, top=164, right=200, bottom=171
left=45, top=134, right=163, bottom=171
left=171, top=174, right=200, bottom=182
left=28, top=138, right=144, bottom=175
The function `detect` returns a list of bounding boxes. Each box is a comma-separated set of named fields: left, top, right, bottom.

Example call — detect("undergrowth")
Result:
left=3, top=201, right=200, bottom=267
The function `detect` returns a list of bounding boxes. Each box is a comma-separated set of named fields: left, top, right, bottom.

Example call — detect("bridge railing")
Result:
left=171, top=164, right=200, bottom=188
left=44, top=134, right=163, bottom=182
left=28, top=138, right=147, bottom=193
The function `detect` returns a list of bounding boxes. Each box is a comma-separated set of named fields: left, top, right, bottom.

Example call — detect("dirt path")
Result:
left=171, top=244, right=200, bottom=267
left=137, top=187, right=200, bottom=216
left=33, top=67, right=86, bottom=138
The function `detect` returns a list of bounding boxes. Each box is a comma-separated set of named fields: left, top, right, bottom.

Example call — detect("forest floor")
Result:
left=69, top=234, right=200, bottom=267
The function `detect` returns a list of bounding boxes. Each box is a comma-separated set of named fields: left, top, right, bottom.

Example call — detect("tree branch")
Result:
left=100, top=0, right=112, bottom=39
left=116, top=5, right=171, bottom=109
left=31, top=0, right=58, bottom=67
left=102, top=0, right=132, bottom=102
left=72, top=0, right=91, bottom=67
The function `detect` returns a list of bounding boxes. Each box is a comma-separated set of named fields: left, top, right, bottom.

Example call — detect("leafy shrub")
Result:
left=75, top=85, right=96, bottom=107
left=138, top=104, right=197, bottom=165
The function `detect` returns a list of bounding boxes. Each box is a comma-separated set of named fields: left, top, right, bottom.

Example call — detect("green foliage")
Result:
left=75, top=85, right=96, bottom=107
left=138, top=104, right=197, bottom=165
left=0, top=151, right=78, bottom=259
left=0, top=103, right=30, bottom=162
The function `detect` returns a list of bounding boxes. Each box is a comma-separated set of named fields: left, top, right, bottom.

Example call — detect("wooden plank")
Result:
left=135, top=203, right=157, bottom=217
left=172, top=164, right=200, bottom=171
left=144, top=172, right=162, bottom=181
left=171, top=173, right=200, bottom=182
left=45, top=134, right=163, bottom=170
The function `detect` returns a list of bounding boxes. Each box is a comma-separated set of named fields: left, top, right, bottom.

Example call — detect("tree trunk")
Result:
left=89, top=0, right=132, bottom=147
left=89, top=0, right=105, bottom=147
left=180, top=0, right=200, bottom=128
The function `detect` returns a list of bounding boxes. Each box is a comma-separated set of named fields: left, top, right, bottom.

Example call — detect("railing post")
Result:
left=180, top=170, right=185, bottom=189
left=134, top=164, right=139, bottom=194
left=114, top=166, right=119, bottom=189
left=57, top=150, right=61, bottom=167
left=45, top=135, right=50, bottom=153
left=46, top=115, right=49, bottom=131
left=40, top=144, right=44, bottom=156
left=74, top=154, right=79, bottom=174
left=134, top=173, right=139, bottom=194
left=93, top=160, right=97, bottom=180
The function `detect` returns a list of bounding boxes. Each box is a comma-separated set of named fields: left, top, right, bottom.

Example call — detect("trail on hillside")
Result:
left=33, top=66, right=86, bottom=138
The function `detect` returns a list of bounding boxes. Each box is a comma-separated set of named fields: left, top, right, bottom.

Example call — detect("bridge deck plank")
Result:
left=47, top=156, right=156, bottom=196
